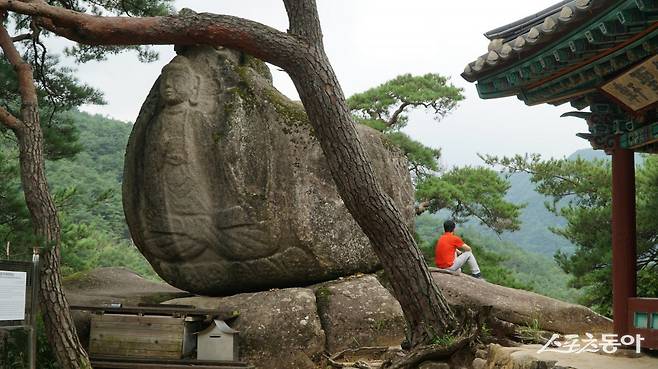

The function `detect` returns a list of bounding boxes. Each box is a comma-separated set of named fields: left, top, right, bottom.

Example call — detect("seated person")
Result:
left=434, top=220, right=482, bottom=279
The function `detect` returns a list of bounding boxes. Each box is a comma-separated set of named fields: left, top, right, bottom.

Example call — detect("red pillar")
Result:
left=611, top=139, right=637, bottom=336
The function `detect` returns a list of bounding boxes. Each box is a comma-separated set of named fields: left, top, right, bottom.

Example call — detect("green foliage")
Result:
left=0, top=52, right=101, bottom=160
left=385, top=131, right=441, bottom=176
left=357, top=117, right=390, bottom=132
left=0, top=315, right=60, bottom=369
left=41, top=118, right=84, bottom=161
left=1, top=331, right=26, bottom=369
left=481, top=153, right=611, bottom=210
left=415, top=167, right=522, bottom=233
left=468, top=243, right=531, bottom=291
left=73, top=0, right=174, bottom=17
left=46, top=112, right=134, bottom=238
left=430, top=334, right=456, bottom=346
left=50, top=111, right=156, bottom=278
left=8, top=1, right=174, bottom=65
left=30, top=53, right=106, bottom=110
left=516, top=318, right=546, bottom=344
left=60, top=220, right=155, bottom=279
left=348, top=73, right=464, bottom=131
left=348, top=73, right=461, bottom=179
left=348, top=74, right=520, bottom=235
left=0, top=138, right=37, bottom=253
left=483, top=153, right=658, bottom=316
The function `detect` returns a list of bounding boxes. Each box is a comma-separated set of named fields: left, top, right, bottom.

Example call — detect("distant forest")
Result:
left=1, top=111, right=156, bottom=279
left=44, top=112, right=158, bottom=278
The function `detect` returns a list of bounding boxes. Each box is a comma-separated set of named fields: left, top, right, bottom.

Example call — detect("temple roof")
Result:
left=484, top=1, right=575, bottom=42
left=463, top=0, right=609, bottom=83
left=462, top=0, right=658, bottom=107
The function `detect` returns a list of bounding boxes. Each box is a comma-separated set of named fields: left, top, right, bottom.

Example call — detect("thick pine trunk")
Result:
left=0, top=18, right=91, bottom=369
left=287, top=48, right=458, bottom=345
left=282, top=0, right=458, bottom=344
left=15, top=95, right=92, bottom=369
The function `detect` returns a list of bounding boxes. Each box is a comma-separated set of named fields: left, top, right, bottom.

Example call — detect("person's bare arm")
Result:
left=458, top=243, right=472, bottom=252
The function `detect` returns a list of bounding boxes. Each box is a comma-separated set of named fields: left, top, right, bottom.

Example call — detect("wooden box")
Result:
left=89, top=314, right=186, bottom=359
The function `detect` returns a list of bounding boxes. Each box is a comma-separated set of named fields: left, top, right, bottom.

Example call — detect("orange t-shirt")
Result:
left=435, top=232, right=464, bottom=268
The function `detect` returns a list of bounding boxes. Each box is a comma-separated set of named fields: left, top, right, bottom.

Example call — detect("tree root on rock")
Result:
left=324, top=354, right=374, bottom=369
left=330, top=346, right=395, bottom=362
left=381, top=333, right=473, bottom=369
left=324, top=355, right=344, bottom=368
left=381, top=305, right=490, bottom=369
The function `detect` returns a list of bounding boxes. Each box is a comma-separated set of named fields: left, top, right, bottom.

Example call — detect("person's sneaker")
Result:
left=470, top=272, right=482, bottom=279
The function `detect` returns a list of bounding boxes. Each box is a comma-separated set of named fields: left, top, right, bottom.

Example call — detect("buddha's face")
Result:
left=160, top=68, right=193, bottom=106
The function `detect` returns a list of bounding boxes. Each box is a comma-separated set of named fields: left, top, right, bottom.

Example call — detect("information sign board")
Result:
left=0, top=270, right=27, bottom=321
left=0, top=256, right=40, bottom=369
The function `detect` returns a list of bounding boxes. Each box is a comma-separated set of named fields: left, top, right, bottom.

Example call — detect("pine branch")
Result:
left=0, top=0, right=305, bottom=68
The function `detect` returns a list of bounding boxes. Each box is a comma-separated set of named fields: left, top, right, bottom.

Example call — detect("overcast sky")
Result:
left=71, top=0, right=591, bottom=167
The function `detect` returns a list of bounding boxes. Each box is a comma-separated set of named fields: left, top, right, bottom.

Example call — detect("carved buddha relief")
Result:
left=141, top=55, right=277, bottom=265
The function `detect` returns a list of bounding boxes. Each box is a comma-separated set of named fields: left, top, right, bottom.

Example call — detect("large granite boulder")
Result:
left=313, top=275, right=406, bottom=353
left=430, top=271, right=613, bottom=335
left=166, top=288, right=325, bottom=369
left=123, top=46, right=414, bottom=295
left=165, top=275, right=405, bottom=368
left=64, top=267, right=189, bottom=307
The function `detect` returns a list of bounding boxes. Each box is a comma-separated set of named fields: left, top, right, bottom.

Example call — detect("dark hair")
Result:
left=443, top=220, right=456, bottom=232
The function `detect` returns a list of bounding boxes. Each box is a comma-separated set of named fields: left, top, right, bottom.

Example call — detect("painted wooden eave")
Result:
left=462, top=0, right=614, bottom=83
left=462, top=0, right=658, bottom=108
